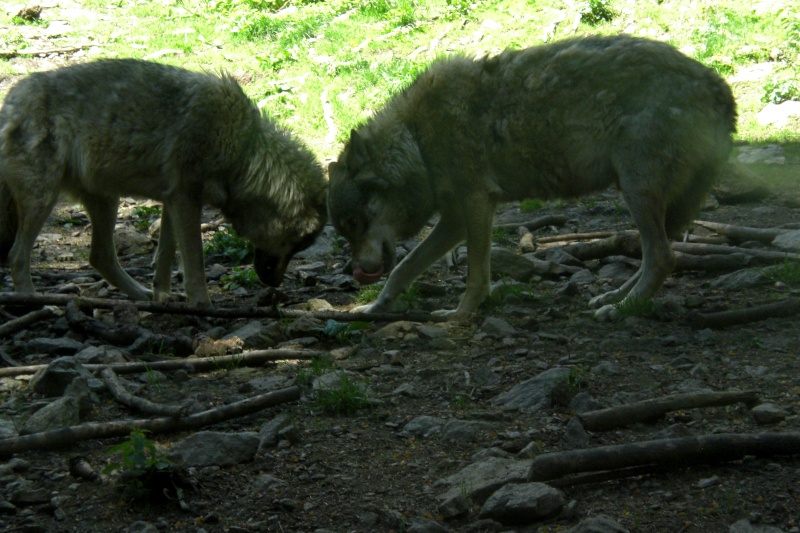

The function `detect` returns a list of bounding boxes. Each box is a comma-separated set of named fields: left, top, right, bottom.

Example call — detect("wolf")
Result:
left=328, top=35, right=737, bottom=320
left=0, top=59, right=327, bottom=304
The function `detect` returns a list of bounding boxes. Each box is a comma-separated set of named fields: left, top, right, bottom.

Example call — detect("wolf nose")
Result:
left=353, top=266, right=384, bottom=285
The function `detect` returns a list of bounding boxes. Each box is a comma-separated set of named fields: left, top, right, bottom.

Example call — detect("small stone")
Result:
left=751, top=403, right=788, bottom=425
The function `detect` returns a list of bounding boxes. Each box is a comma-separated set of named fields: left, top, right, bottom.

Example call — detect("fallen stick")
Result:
left=694, top=297, right=800, bottom=329
left=0, top=348, right=325, bottom=378
left=0, top=386, right=302, bottom=457
left=535, top=231, right=616, bottom=244
left=528, top=432, right=800, bottom=482
left=0, top=44, right=98, bottom=59
left=672, top=241, right=800, bottom=262
left=494, top=214, right=568, bottom=232
left=578, top=390, right=759, bottom=432
left=100, top=368, right=190, bottom=417
left=0, top=306, right=59, bottom=338
left=694, top=220, right=790, bottom=243
left=0, top=293, right=443, bottom=323
left=674, top=252, right=753, bottom=272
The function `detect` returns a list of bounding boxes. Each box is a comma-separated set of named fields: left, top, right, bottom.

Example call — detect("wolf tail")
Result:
left=0, top=181, right=17, bottom=266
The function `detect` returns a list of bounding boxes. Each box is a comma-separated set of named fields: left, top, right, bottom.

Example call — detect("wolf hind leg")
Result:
left=356, top=209, right=466, bottom=314
left=5, top=182, right=59, bottom=294
left=151, top=205, right=177, bottom=301
left=0, top=181, right=17, bottom=266
left=592, top=173, right=674, bottom=321
left=83, top=194, right=153, bottom=301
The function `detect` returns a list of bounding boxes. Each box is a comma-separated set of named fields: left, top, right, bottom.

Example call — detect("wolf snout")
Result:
left=353, top=266, right=384, bottom=285
left=253, top=250, right=288, bottom=287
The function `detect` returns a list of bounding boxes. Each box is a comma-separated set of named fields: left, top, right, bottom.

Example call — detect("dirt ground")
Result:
left=1, top=152, right=799, bottom=533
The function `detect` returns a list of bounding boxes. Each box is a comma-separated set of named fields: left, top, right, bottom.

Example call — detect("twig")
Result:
left=0, top=44, right=98, bottom=59
left=100, top=368, right=191, bottom=417
left=0, top=293, right=444, bottom=323
left=694, top=220, right=790, bottom=244
left=0, top=306, right=59, bottom=338
left=578, top=390, right=760, bottom=432
left=535, top=231, right=616, bottom=244
left=0, top=386, right=302, bottom=457
left=0, top=348, right=326, bottom=378
left=694, top=297, right=800, bottom=329
left=494, top=214, right=569, bottom=232
left=528, top=433, right=800, bottom=483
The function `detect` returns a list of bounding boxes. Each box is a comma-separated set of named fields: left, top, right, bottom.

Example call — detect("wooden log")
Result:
left=528, top=433, right=800, bottom=482
left=100, top=368, right=190, bottom=417
left=578, top=390, right=759, bottom=432
left=494, top=214, right=568, bottom=232
left=0, top=386, right=302, bottom=457
left=0, top=293, right=444, bottom=323
left=694, top=220, right=790, bottom=243
left=0, top=348, right=325, bottom=378
left=0, top=306, right=58, bottom=338
left=694, top=297, right=800, bottom=329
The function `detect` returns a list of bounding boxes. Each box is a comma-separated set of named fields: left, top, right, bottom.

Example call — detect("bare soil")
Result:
left=1, top=162, right=800, bottom=533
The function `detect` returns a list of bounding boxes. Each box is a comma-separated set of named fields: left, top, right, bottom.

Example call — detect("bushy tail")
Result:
left=0, top=181, right=17, bottom=266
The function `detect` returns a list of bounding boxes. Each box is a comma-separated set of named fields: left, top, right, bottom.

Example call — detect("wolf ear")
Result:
left=346, top=129, right=370, bottom=171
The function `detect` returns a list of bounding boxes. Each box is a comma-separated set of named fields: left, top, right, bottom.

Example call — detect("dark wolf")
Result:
left=0, top=59, right=327, bottom=304
left=328, top=35, right=736, bottom=320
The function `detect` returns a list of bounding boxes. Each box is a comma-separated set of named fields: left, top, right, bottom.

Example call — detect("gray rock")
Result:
left=772, top=230, right=800, bottom=252
left=401, top=416, right=444, bottom=438
left=438, top=494, right=471, bottom=519
left=407, top=517, right=448, bottom=533
left=568, top=392, right=602, bottom=414
left=493, top=367, right=571, bottom=411
left=0, top=418, right=18, bottom=439
left=30, top=357, right=95, bottom=397
left=516, top=440, right=543, bottom=459
left=224, top=320, right=285, bottom=349
left=28, top=337, right=84, bottom=356
left=570, top=268, right=597, bottom=284
left=168, top=431, right=260, bottom=467
left=711, top=269, right=769, bottom=291
left=436, top=457, right=529, bottom=502
left=736, top=143, right=786, bottom=164
left=258, top=413, right=293, bottom=451
left=114, top=224, right=152, bottom=255
left=479, top=482, right=564, bottom=524
left=751, top=403, right=788, bottom=425
left=479, top=316, right=518, bottom=337
left=20, top=396, right=80, bottom=435
left=253, top=474, right=287, bottom=493
left=565, top=515, right=630, bottom=533
left=125, top=522, right=160, bottom=533
left=442, top=419, right=494, bottom=445
left=74, top=345, right=127, bottom=365
left=562, top=417, right=589, bottom=449
left=490, top=247, right=537, bottom=281
left=729, top=519, right=785, bottom=533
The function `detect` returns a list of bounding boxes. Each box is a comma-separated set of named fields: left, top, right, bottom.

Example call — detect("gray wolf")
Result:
left=328, top=35, right=736, bottom=320
left=0, top=59, right=327, bottom=304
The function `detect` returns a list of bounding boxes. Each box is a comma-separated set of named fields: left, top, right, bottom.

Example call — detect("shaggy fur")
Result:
left=0, top=59, right=327, bottom=303
left=328, top=35, right=736, bottom=320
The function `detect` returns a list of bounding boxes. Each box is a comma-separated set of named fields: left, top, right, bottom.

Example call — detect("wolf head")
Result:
left=328, top=127, right=433, bottom=285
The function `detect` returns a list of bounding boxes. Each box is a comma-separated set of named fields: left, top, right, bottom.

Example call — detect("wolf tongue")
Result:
left=353, top=266, right=384, bottom=285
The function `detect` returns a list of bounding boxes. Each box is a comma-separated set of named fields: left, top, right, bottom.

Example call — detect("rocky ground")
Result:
left=1, top=140, right=799, bottom=532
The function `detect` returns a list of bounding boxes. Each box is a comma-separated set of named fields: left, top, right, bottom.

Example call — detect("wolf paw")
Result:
left=588, top=290, right=622, bottom=310
left=430, top=308, right=472, bottom=321
left=593, top=304, right=621, bottom=322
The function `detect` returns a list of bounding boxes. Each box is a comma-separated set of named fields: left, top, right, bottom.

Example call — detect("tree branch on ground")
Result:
left=695, top=298, right=800, bottom=329
left=100, top=368, right=192, bottom=417
left=0, top=306, right=59, bottom=338
left=0, top=348, right=326, bottom=378
left=0, top=293, right=443, bottom=323
left=528, top=433, right=800, bottom=483
left=0, top=386, right=301, bottom=457
left=577, top=390, right=760, bottom=432
left=493, top=214, right=568, bottom=232
left=694, top=220, right=791, bottom=244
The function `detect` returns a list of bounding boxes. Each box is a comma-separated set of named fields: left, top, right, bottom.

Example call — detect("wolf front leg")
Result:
left=82, top=194, right=154, bottom=301
left=432, top=195, right=495, bottom=320
left=354, top=209, right=466, bottom=314
left=151, top=206, right=177, bottom=302
left=168, top=196, right=211, bottom=305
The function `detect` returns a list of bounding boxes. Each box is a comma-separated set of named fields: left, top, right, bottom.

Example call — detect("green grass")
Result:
left=612, top=296, right=658, bottom=319
left=1, top=0, right=798, bottom=157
